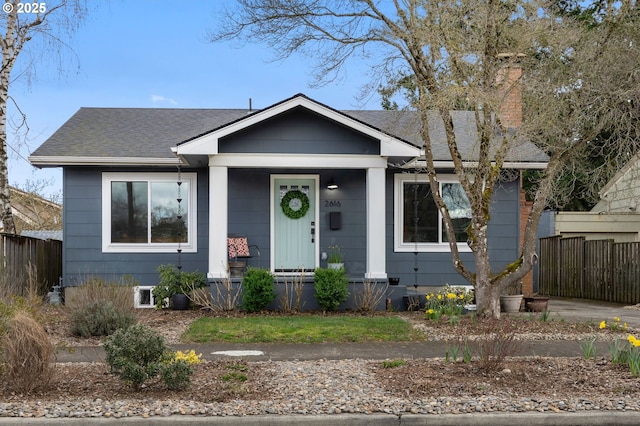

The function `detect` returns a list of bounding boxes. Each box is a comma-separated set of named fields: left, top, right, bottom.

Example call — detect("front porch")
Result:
left=206, top=275, right=411, bottom=311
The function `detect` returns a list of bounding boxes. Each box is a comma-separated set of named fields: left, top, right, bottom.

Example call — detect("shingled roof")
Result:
left=29, top=94, right=548, bottom=166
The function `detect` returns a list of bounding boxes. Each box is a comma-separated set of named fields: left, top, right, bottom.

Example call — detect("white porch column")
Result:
left=209, top=165, right=228, bottom=279
left=366, top=167, right=387, bottom=279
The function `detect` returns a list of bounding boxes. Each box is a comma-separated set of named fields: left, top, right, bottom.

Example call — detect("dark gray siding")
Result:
left=62, top=167, right=209, bottom=288
left=62, top=165, right=521, bottom=293
left=385, top=171, right=521, bottom=287
left=219, top=108, right=380, bottom=155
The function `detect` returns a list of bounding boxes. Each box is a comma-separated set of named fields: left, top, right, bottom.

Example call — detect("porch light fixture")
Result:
left=327, top=177, right=338, bottom=190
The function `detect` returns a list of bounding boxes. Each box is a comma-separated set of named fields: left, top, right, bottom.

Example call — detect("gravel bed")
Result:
left=0, top=358, right=639, bottom=419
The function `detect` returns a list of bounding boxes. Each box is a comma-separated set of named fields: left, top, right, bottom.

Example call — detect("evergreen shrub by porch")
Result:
left=241, top=267, right=276, bottom=312
left=104, top=324, right=197, bottom=391
left=313, top=267, right=349, bottom=311
left=70, top=300, right=136, bottom=337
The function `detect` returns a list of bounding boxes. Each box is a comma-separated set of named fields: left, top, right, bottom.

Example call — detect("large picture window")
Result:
left=102, top=173, right=197, bottom=253
left=394, top=174, right=472, bottom=252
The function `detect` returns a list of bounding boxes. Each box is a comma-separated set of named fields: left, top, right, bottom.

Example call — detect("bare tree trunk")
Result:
left=0, top=7, right=18, bottom=234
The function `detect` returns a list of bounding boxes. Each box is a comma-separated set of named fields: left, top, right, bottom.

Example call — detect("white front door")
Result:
left=272, top=175, right=318, bottom=272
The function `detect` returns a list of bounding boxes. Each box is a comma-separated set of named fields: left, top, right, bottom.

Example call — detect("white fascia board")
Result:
left=28, top=156, right=182, bottom=167
left=406, top=160, right=548, bottom=170
left=177, top=95, right=417, bottom=157
left=380, top=136, right=421, bottom=157
left=209, top=153, right=388, bottom=169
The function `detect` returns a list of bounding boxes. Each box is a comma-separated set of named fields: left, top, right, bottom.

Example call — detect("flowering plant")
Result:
left=173, top=350, right=202, bottom=365
left=425, top=284, right=474, bottom=320
left=327, top=245, right=344, bottom=263
left=599, top=316, right=627, bottom=331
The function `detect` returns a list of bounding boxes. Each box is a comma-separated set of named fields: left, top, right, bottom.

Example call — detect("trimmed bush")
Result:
left=314, top=267, right=349, bottom=311
left=103, top=324, right=197, bottom=391
left=242, top=267, right=276, bottom=312
left=103, top=324, right=170, bottom=390
left=70, top=300, right=136, bottom=337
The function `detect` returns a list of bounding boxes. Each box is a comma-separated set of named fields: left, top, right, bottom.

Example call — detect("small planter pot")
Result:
left=525, top=296, right=550, bottom=312
left=388, top=277, right=400, bottom=286
left=500, top=294, right=523, bottom=313
left=171, top=293, right=190, bottom=310
left=229, top=260, right=247, bottom=278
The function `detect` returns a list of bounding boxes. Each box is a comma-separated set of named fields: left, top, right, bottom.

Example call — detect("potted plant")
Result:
left=152, top=264, right=207, bottom=310
left=327, top=245, right=344, bottom=270
left=500, top=281, right=523, bottom=313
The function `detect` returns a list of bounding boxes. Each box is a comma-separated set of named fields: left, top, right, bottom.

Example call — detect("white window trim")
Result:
left=394, top=173, right=472, bottom=253
left=102, top=172, right=197, bottom=253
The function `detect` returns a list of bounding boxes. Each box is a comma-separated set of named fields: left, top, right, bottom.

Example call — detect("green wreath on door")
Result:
left=281, top=190, right=310, bottom=219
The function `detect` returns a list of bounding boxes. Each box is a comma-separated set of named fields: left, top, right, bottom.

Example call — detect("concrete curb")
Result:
left=0, top=412, right=638, bottom=425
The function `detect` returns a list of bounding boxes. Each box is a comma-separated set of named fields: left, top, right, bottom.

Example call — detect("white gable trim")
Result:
left=176, top=95, right=420, bottom=158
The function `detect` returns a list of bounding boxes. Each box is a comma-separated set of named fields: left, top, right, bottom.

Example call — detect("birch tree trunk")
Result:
left=0, top=0, right=86, bottom=234
left=0, top=7, right=18, bottom=234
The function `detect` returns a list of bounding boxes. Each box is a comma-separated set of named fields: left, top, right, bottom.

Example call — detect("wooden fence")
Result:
left=0, top=233, right=62, bottom=297
left=539, top=236, right=640, bottom=304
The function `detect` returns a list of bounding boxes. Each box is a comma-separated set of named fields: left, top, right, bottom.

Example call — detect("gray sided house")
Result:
left=29, top=94, right=548, bottom=309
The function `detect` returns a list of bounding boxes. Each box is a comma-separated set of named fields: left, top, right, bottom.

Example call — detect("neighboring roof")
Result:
left=21, top=230, right=63, bottom=241
left=29, top=93, right=548, bottom=167
left=592, top=153, right=640, bottom=213
left=7, top=187, right=62, bottom=233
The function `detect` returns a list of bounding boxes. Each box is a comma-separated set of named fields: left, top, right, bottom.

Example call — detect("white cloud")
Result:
left=151, top=94, right=178, bottom=105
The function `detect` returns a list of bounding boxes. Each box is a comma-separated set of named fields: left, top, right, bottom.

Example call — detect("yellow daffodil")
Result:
left=174, top=350, right=202, bottom=365
left=613, top=317, right=621, bottom=323
left=599, top=320, right=607, bottom=329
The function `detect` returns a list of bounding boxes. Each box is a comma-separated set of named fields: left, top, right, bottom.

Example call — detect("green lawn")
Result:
left=182, top=315, right=424, bottom=344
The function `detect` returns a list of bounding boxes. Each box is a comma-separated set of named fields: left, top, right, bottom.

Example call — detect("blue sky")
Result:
left=8, top=0, right=379, bottom=198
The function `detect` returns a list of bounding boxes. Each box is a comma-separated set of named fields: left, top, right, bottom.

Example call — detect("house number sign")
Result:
left=281, top=190, right=310, bottom=219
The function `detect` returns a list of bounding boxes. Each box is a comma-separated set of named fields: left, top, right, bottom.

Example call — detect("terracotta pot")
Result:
left=528, top=300, right=548, bottom=312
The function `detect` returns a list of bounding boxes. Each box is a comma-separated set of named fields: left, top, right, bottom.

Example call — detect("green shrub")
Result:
left=313, top=267, right=349, bottom=311
left=103, top=324, right=169, bottom=390
left=241, top=267, right=276, bottom=312
left=104, top=324, right=198, bottom=391
left=70, top=300, right=136, bottom=337
left=160, top=359, right=194, bottom=391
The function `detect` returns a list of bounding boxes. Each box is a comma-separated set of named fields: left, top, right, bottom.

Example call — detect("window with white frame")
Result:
left=394, top=174, right=472, bottom=252
left=102, top=172, right=197, bottom=253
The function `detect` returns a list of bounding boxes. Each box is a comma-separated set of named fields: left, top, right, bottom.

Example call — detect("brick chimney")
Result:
left=495, top=53, right=524, bottom=129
